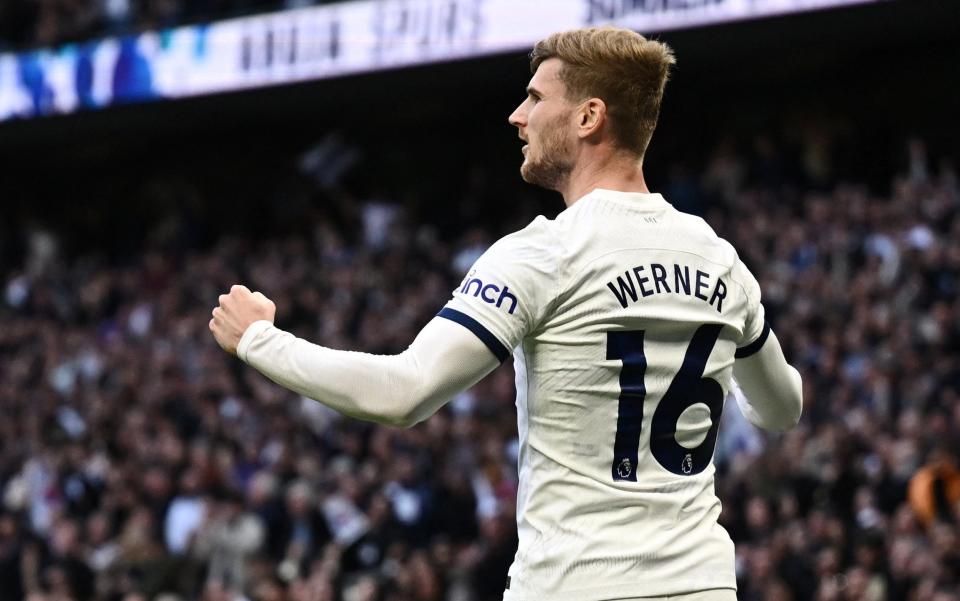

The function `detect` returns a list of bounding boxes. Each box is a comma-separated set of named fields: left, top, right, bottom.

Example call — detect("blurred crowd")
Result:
left=0, top=0, right=335, bottom=51
left=701, top=137, right=960, bottom=601
left=0, top=130, right=959, bottom=601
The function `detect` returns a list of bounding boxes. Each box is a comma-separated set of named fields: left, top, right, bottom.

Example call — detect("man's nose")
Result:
left=508, top=103, right=526, bottom=127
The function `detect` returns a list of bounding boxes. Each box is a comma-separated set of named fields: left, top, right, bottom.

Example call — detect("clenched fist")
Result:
left=210, top=284, right=276, bottom=356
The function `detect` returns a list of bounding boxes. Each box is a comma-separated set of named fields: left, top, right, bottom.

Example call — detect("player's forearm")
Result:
left=237, top=321, right=414, bottom=425
left=732, top=330, right=803, bottom=431
left=236, top=318, right=497, bottom=428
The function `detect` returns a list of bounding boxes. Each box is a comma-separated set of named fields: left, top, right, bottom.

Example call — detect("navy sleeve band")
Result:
left=437, top=308, right=511, bottom=363
left=735, top=320, right=771, bottom=359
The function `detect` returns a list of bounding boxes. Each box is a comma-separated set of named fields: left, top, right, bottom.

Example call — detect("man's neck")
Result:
left=560, top=152, right=649, bottom=207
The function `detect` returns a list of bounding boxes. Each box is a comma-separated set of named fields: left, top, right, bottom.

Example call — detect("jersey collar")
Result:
left=585, top=188, right=670, bottom=210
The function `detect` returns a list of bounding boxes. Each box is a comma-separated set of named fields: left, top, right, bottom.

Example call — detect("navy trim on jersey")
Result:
left=438, top=308, right=510, bottom=363
left=735, top=321, right=771, bottom=358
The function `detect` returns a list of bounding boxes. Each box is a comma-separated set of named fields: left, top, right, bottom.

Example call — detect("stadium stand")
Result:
left=1, top=2, right=958, bottom=601
left=1, top=128, right=958, bottom=600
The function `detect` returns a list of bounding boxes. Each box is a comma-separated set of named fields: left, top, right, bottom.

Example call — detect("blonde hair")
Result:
left=530, top=27, right=675, bottom=157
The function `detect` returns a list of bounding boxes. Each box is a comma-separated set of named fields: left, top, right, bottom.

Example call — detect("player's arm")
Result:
left=732, top=324, right=803, bottom=431
left=211, top=221, right=555, bottom=428
left=209, top=286, right=499, bottom=428
left=239, top=316, right=498, bottom=428
left=729, top=255, right=803, bottom=432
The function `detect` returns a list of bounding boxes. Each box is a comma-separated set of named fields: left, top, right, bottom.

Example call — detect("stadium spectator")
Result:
left=908, top=447, right=960, bottom=528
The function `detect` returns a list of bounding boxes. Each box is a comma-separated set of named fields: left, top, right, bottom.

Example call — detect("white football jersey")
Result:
left=439, top=189, right=768, bottom=600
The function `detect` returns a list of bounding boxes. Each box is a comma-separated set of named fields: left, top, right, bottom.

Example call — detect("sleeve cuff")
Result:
left=237, top=320, right=276, bottom=362
left=735, top=320, right=771, bottom=359
left=437, top=308, right=511, bottom=363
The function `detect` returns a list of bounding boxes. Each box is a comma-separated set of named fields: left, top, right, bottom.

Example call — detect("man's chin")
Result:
left=520, top=162, right=533, bottom=183
left=520, top=169, right=545, bottom=189
left=520, top=160, right=547, bottom=186
left=520, top=161, right=563, bottom=191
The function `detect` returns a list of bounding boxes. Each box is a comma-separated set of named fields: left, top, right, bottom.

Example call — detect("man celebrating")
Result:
left=211, top=27, right=802, bottom=601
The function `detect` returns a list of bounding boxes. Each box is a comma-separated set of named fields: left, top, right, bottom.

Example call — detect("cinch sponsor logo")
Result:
left=459, top=272, right=518, bottom=314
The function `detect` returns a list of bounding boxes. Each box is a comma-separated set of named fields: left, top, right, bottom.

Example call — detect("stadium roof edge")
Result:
left=0, top=0, right=890, bottom=123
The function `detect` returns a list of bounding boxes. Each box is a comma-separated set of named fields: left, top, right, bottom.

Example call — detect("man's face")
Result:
left=508, top=58, right=576, bottom=191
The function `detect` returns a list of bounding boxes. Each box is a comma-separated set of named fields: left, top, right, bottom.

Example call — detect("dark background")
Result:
left=1, top=0, right=957, bottom=256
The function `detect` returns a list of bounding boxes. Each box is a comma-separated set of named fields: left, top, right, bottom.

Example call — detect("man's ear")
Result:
left=577, top=98, right=606, bottom=139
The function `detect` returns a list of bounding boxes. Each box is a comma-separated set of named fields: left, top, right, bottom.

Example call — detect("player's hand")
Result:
left=209, top=284, right=276, bottom=356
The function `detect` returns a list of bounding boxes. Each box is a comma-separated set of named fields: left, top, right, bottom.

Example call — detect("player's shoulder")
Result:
left=671, top=210, right=739, bottom=266
left=486, top=214, right=563, bottom=261
left=667, top=208, right=765, bottom=301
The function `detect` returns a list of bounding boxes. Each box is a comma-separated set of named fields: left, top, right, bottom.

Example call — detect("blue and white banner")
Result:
left=0, top=0, right=885, bottom=122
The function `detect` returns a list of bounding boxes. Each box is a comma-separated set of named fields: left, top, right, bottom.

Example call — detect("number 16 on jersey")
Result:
left=606, top=323, right=725, bottom=480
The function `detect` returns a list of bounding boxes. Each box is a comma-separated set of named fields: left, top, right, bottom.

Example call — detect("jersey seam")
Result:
left=533, top=220, right=571, bottom=333
left=570, top=245, right=737, bottom=277
left=523, top=339, right=533, bottom=449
